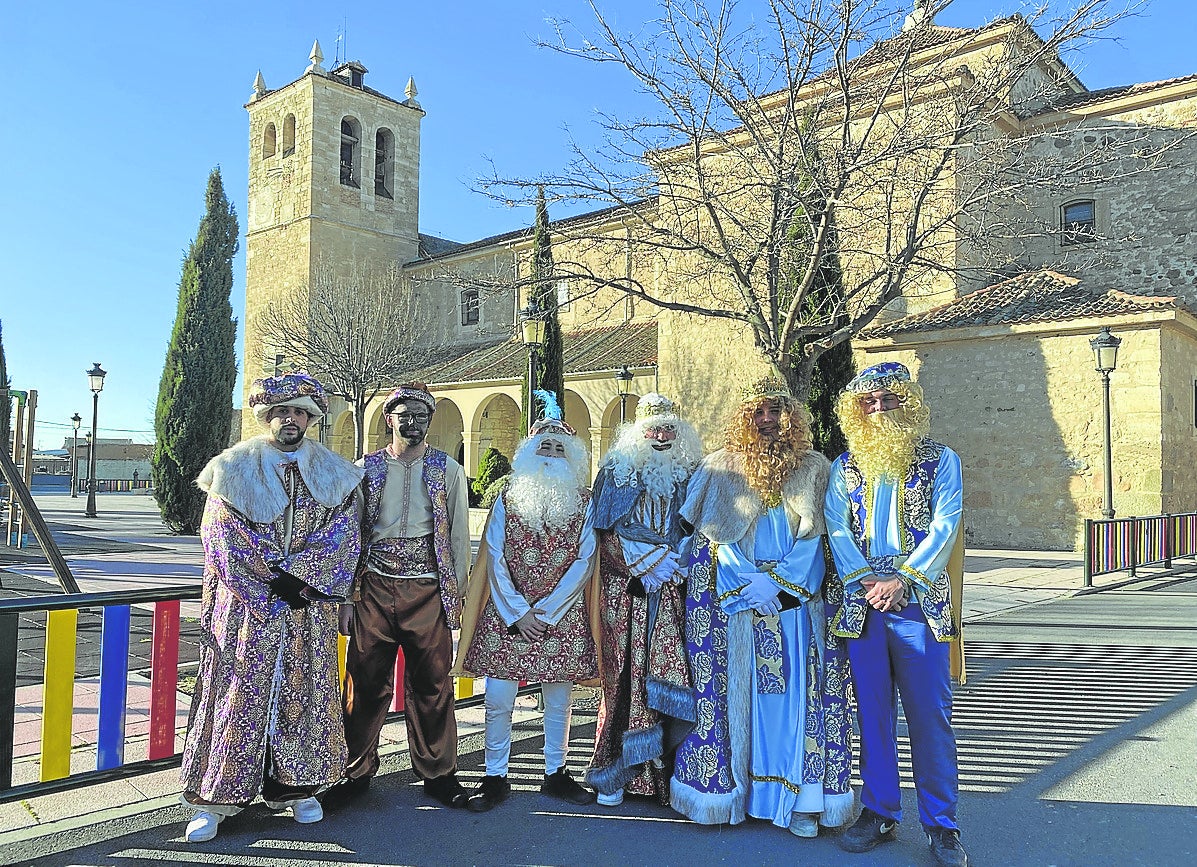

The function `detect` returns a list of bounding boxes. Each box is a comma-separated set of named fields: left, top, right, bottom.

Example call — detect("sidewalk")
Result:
left=0, top=492, right=1173, bottom=855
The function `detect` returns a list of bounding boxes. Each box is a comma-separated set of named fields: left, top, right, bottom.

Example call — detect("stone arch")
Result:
left=340, top=116, right=361, bottom=187
left=330, top=409, right=356, bottom=459
left=470, top=393, right=521, bottom=476
left=429, top=397, right=465, bottom=466
left=563, top=389, right=594, bottom=479
left=598, top=393, right=638, bottom=462
left=365, top=401, right=390, bottom=453
left=262, top=122, right=277, bottom=159
left=282, top=114, right=296, bottom=157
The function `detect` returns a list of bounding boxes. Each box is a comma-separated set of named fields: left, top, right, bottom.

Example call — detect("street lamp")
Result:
left=84, top=363, right=107, bottom=518
left=70, top=413, right=82, bottom=498
left=520, top=304, right=546, bottom=427
left=1089, top=328, right=1121, bottom=519
left=615, top=365, right=634, bottom=423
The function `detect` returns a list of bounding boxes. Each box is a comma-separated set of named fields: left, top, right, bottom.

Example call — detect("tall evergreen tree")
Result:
left=521, top=187, right=565, bottom=434
left=0, top=319, right=11, bottom=456
left=153, top=168, right=239, bottom=534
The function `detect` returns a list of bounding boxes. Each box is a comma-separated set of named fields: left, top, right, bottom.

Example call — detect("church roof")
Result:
left=409, top=321, right=658, bottom=386
left=1026, top=72, right=1197, bottom=116
left=858, top=270, right=1185, bottom=339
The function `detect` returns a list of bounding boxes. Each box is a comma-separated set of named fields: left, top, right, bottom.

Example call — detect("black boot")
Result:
left=466, top=775, right=511, bottom=813
left=424, top=773, right=470, bottom=808
left=540, top=767, right=595, bottom=805
left=319, top=775, right=370, bottom=811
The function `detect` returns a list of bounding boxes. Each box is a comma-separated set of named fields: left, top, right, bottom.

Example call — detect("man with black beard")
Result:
left=324, top=382, right=472, bottom=810
left=825, top=362, right=967, bottom=867
left=454, top=406, right=598, bottom=812
left=585, top=393, right=701, bottom=807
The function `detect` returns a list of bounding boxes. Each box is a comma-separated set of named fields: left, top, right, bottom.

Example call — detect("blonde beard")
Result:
left=845, top=408, right=926, bottom=485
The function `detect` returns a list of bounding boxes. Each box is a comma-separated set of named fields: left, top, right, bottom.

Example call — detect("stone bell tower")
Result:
left=241, top=40, right=425, bottom=433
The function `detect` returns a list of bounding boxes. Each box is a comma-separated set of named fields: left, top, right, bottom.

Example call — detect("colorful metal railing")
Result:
left=1083, top=512, right=1197, bottom=587
left=0, top=586, right=482, bottom=804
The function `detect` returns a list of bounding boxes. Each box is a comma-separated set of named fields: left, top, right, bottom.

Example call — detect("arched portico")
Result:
left=365, top=402, right=390, bottom=454
left=598, top=392, right=638, bottom=463
left=330, top=409, right=356, bottom=459
left=468, top=393, right=522, bottom=477
left=563, top=389, right=595, bottom=480
left=429, top=397, right=465, bottom=465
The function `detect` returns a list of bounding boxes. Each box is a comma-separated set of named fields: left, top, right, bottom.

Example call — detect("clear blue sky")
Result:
left=2, top=0, right=1192, bottom=448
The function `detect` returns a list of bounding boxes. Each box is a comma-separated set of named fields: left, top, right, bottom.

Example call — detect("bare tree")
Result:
left=475, top=0, right=1184, bottom=398
left=256, top=262, right=431, bottom=458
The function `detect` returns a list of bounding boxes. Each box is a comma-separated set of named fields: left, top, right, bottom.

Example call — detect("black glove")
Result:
left=268, top=565, right=310, bottom=609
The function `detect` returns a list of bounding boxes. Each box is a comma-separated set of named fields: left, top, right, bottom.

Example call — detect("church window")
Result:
left=262, top=123, right=277, bottom=159
left=340, top=117, right=361, bottom=188
left=1062, top=200, right=1096, bottom=245
left=461, top=289, right=480, bottom=326
left=282, top=114, right=296, bottom=157
left=375, top=128, right=394, bottom=199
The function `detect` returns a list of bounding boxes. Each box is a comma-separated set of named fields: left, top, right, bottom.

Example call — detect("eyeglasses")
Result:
left=391, top=412, right=431, bottom=423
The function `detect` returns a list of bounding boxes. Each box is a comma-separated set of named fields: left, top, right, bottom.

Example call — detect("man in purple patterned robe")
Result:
left=326, top=382, right=472, bottom=810
left=180, top=372, right=363, bottom=843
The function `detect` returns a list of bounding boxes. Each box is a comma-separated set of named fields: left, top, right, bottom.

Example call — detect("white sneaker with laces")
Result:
left=596, top=790, right=624, bottom=806
left=291, top=796, right=324, bottom=824
left=184, top=811, right=221, bottom=843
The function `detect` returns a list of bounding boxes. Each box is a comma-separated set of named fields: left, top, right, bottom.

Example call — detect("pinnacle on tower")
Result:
left=252, top=70, right=267, bottom=101
left=404, top=76, right=420, bottom=108
left=306, top=39, right=325, bottom=75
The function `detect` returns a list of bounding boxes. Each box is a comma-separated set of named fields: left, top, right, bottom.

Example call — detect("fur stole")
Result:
left=196, top=435, right=364, bottom=524
left=680, top=448, right=830, bottom=548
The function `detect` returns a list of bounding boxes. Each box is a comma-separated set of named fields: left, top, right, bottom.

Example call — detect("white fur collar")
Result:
left=196, top=435, right=364, bottom=524
left=680, top=447, right=830, bottom=546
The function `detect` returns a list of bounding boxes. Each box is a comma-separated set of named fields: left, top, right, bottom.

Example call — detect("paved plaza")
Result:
left=1, top=492, right=1195, bottom=865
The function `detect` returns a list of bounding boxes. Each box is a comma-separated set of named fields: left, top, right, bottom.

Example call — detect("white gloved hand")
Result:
left=641, top=550, right=681, bottom=593
left=739, top=571, right=781, bottom=613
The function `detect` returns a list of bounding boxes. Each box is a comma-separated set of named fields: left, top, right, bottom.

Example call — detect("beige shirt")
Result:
left=370, top=449, right=470, bottom=584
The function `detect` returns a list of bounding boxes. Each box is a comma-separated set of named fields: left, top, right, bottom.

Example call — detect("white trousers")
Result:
left=484, top=679, right=573, bottom=776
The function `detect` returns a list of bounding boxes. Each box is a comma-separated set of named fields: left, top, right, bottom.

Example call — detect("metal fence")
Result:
left=0, top=586, right=486, bottom=804
left=1083, top=512, right=1197, bottom=587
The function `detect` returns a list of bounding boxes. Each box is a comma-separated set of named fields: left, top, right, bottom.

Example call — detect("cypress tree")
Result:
left=153, top=168, right=239, bottom=534
left=521, top=187, right=565, bottom=434
left=0, top=319, right=10, bottom=456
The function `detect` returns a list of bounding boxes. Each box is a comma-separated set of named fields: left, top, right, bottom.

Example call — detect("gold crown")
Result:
left=741, top=375, right=792, bottom=401
left=635, top=392, right=677, bottom=421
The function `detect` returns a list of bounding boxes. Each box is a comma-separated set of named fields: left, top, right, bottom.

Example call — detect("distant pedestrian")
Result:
left=180, top=371, right=363, bottom=843
left=324, top=382, right=473, bottom=810
left=825, top=362, right=967, bottom=866
left=454, top=396, right=599, bottom=812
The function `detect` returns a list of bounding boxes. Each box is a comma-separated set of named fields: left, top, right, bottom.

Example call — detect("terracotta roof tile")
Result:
left=858, top=270, right=1183, bottom=338
left=1030, top=72, right=1197, bottom=116
left=410, top=322, right=658, bottom=386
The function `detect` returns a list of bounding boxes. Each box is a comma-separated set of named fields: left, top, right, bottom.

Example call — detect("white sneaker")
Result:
left=291, top=797, right=324, bottom=824
left=789, top=812, right=819, bottom=838
left=596, top=790, right=624, bottom=806
left=184, top=811, right=221, bottom=843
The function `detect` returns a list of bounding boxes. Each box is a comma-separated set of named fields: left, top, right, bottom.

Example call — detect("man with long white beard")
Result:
left=454, top=405, right=599, bottom=812
left=824, top=362, right=967, bottom=867
left=670, top=376, right=854, bottom=838
left=586, top=393, right=700, bottom=807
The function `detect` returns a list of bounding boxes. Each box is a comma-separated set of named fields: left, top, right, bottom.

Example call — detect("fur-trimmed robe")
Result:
left=670, top=448, right=854, bottom=829
left=181, top=435, right=363, bottom=804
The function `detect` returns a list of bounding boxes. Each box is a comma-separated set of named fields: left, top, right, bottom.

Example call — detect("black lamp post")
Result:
left=615, top=365, right=634, bottom=423
left=1089, top=328, right=1121, bottom=519
left=520, top=304, right=546, bottom=428
left=70, top=413, right=82, bottom=498
left=84, top=363, right=107, bottom=517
